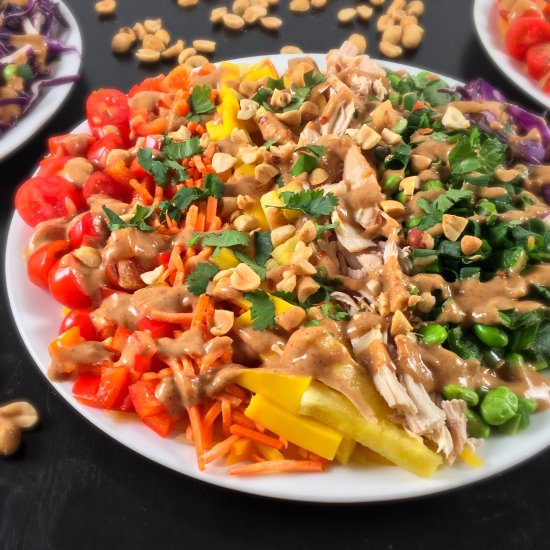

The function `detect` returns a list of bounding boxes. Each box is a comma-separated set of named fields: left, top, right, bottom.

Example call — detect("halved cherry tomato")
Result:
left=68, top=212, right=99, bottom=249
left=128, top=379, right=166, bottom=418
left=86, top=88, right=130, bottom=130
left=72, top=374, right=101, bottom=407
left=82, top=171, right=132, bottom=203
left=91, top=123, right=130, bottom=146
left=15, top=176, right=85, bottom=227
left=59, top=309, right=98, bottom=341
left=505, top=16, right=550, bottom=60
left=137, top=318, right=178, bottom=339
left=27, top=240, right=71, bottom=290
left=87, top=133, right=127, bottom=168
left=36, top=155, right=72, bottom=177
left=48, top=259, right=93, bottom=309
left=128, top=75, right=165, bottom=97
left=48, top=135, right=95, bottom=157
left=527, top=41, right=550, bottom=78
left=96, top=366, right=130, bottom=409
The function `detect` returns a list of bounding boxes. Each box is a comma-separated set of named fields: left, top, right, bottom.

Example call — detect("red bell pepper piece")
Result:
left=128, top=379, right=166, bottom=418
left=96, top=366, right=130, bottom=410
left=142, top=412, right=175, bottom=437
left=72, top=374, right=101, bottom=407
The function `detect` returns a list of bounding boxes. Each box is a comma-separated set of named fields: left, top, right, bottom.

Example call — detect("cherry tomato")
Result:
left=91, top=123, right=130, bottom=146
left=27, top=240, right=71, bottom=289
left=128, top=75, right=165, bottom=97
left=35, top=155, right=72, bottom=177
left=82, top=171, right=132, bottom=203
left=505, top=16, right=550, bottom=60
left=15, top=176, right=85, bottom=228
left=48, top=260, right=93, bottom=309
left=407, top=228, right=426, bottom=249
left=68, top=212, right=100, bottom=249
left=59, top=309, right=98, bottom=341
left=87, top=133, right=127, bottom=169
left=526, top=41, right=550, bottom=78
left=86, top=89, right=129, bottom=130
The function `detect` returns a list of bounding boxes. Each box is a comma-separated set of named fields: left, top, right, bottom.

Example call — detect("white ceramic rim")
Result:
left=474, top=0, right=550, bottom=110
left=0, top=0, right=82, bottom=161
left=6, top=54, right=550, bottom=503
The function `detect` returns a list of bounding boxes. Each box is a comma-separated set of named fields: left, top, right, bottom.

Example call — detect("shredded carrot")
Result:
left=228, top=460, right=324, bottom=476
left=187, top=405, right=206, bottom=471
left=225, top=384, right=248, bottom=401
left=205, top=196, right=218, bottom=228
left=221, top=399, right=232, bottom=437
left=148, top=310, right=194, bottom=324
left=129, top=179, right=154, bottom=204
left=202, top=435, right=240, bottom=464
left=215, top=393, right=242, bottom=407
left=154, top=185, right=164, bottom=204
left=231, top=410, right=256, bottom=430
left=203, top=400, right=222, bottom=433
left=229, top=425, right=284, bottom=450
left=196, top=210, right=206, bottom=231
left=192, top=294, right=211, bottom=328
left=185, top=204, right=199, bottom=228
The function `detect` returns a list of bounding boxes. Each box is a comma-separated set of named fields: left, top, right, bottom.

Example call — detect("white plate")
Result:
left=6, top=54, right=550, bottom=503
left=0, top=0, right=82, bottom=161
left=474, top=0, right=550, bottom=109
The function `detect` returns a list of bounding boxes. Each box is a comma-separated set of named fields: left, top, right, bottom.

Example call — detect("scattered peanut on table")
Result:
left=0, top=401, right=39, bottom=458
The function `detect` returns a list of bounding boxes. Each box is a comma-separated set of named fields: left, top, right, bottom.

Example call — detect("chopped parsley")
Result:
left=290, top=145, right=326, bottom=176
left=186, top=263, right=219, bottom=295
left=188, top=85, right=215, bottom=121
left=103, top=204, right=156, bottom=232
left=254, top=231, right=274, bottom=265
left=189, top=229, right=250, bottom=257
left=245, top=290, right=276, bottom=330
left=417, top=189, right=473, bottom=231
left=276, top=189, right=339, bottom=218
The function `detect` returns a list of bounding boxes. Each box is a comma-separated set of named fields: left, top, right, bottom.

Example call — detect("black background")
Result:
left=1, top=1, right=548, bottom=549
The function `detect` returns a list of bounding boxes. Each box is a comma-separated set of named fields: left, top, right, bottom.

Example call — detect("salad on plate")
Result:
left=13, top=41, right=550, bottom=478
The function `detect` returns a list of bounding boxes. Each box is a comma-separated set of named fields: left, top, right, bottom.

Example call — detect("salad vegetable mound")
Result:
left=15, top=42, right=550, bottom=477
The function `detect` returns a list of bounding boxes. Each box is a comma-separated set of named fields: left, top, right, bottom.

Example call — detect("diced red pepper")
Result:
left=128, top=379, right=166, bottom=418
left=111, top=326, right=132, bottom=352
left=72, top=374, right=101, bottom=407
left=137, top=317, right=178, bottom=339
left=142, top=412, right=175, bottom=437
left=96, top=366, right=130, bottom=410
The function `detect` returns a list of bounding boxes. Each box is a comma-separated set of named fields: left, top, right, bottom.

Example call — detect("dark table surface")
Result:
left=1, top=1, right=548, bottom=549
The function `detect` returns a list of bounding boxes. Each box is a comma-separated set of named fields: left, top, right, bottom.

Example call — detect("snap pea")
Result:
left=388, top=74, right=401, bottom=88
left=393, top=118, right=408, bottom=134
left=395, top=191, right=410, bottom=204
left=442, top=384, right=479, bottom=407
left=421, top=180, right=445, bottom=191
left=419, top=324, right=448, bottom=345
left=482, top=349, right=505, bottom=369
left=466, top=409, right=491, bottom=439
left=382, top=174, right=401, bottom=195
left=480, top=386, right=519, bottom=426
left=473, top=324, right=509, bottom=348
left=388, top=91, right=401, bottom=107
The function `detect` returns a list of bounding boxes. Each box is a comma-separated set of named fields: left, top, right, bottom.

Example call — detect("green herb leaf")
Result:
left=234, top=251, right=267, bottom=280
left=314, top=221, right=339, bottom=237
left=186, top=263, right=219, bottom=296
left=290, top=153, right=319, bottom=175
left=267, top=76, right=285, bottom=90
left=170, top=174, right=224, bottom=212
left=254, top=231, right=273, bottom=265
left=128, top=204, right=156, bottom=231
left=277, top=189, right=338, bottom=217
left=189, top=85, right=215, bottom=117
left=245, top=290, right=276, bottom=330
left=263, top=140, right=278, bottom=150
left=295, top=145, right=326, bottom=157
left=102, top=206, right=127, bottom=231
left=163, top=136, right=203, bottom=160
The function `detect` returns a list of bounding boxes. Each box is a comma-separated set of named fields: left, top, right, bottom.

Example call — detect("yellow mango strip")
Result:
left=271, top=235, right=300, bottom=265
left=210, top=247, right=240, bottom=270
left=352, top=445, right=394, bottom=466
left=300, top=382, right=443, bottom=477
left=255, top=442, right=285, bottom=461
left=241, top=198, right=269, bottom=231
left=245, top=394, right=343, bottom=461
left=460, top=447, right=484, bottom=468
left=335, top=437, right=357, bottom=465
left=234, top=163, right=256, bottom=177
left=236, top=370, right=311, bottom=414
left=241, top=59, right=279, bottom=82
left=226, top=438, right=253, bottom=465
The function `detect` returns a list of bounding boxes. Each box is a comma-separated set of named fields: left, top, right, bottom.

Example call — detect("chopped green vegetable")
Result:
left=188, top=85, right=215, bottom=120
left=276, top=190, right=338, bottom=217
left=245, top=290, right=276, bottom=330
left=186, top=263, right=219, bottom=295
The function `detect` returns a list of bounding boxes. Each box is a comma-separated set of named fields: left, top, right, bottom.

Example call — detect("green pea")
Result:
left=476, top=386, right=491, bottom=400
left=421, top=180, right=445, bottom=191
left=466, top=409, right=491, bottom=439
left=442, top=384, right=479, bottom=407
left=518, top=396, right=537, bottom=414
left=395, top=191, right=410, bottom=204
left=473, top=324, right=509, bottom=348
left=3, top=64, right=17, bottom=81
left=506, top=353, right=525, bottom=369
left=393, top=118, right=408, bottom=134
left=388, top=74, right=401, bottom=89
left=420, top=324, right=448, bottom=345
left=382, top=174, right=401, bottom=195
left=389, top=91, right=401, bottom=107
left=406, top=217, right=422, bottom=229
left=480, top=386, right=519, bottom=426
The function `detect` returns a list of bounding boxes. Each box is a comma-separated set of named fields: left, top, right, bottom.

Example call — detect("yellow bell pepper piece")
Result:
left=271, top=235, right=300, bottom=265
left=242, top=198, right=269, bottom=231
left=335, top=437, right=357, bottom=465
left=205, top=119, right=226, bottom=141
left=236, top=370, right=311, bottom=414
left=352, top=445, right=394, bottom=466
left=220, top=61, right=240, bottom=85
left=245, top=394, right=343, bottom=460
left=260, top=181, right=303, bottom=227
left=49, top=326, right=84, bottom=357
left=233, top=293, right=296, bottom=329
left=460, top=447, right=483, bottom=468
left=227, top=438, right=253, bottom=465
left=300, top=381, right=443, bottom=477
left=210, top=247, right=240, bottom=270
left=241, top=59, right=279, bottom=82
left=255, top=442, right=285, bottom=461
left=234, top=163, right=256, bottom=177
